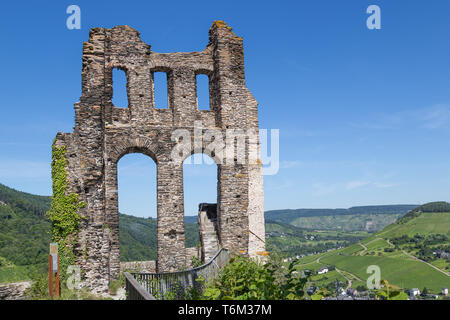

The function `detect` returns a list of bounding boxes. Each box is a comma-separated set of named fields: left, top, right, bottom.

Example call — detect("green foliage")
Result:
left=27, top=273, right=49, bottom=299
left=119, top=213, right=199, bottom=261
left=0, top=184, right=51, bottom=267
left=293, top=207, right=450, bottom=295
left=266, top=221, right=368, bottom=257
left=191, top=255, right=203, bottom=268
left=0, top=183, right=51, bottom=217
left=397, top=202, right=450, bottom=224
left=375, top=280, right=408, bottom=300
left=26, top=272, right=109, bottom=300
left=356, top=285, right=367, bottom=292
left=310, top=293, right=323, bottom=300
left=46, top=145, right=85, bottom=242
left=0, top=181, right=202, bottom=282
left=45, top=145, right=86, bottom=286
left=201, top=255, right=310, bottom=300
left=109, top=278, right=122, bottom=295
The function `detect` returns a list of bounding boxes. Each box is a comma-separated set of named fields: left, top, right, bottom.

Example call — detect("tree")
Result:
left=421, top=287, right=428, bottom=296
left=201, top=255, right=311, bottom=300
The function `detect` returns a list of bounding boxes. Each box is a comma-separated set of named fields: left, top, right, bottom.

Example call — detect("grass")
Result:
left=0, top=263, right=45, bottom=284
left=365, top=238, right=391, bottom=251
left=378, top=212, right=450, bottom=238
left=309, top=270, right=347, bottom=287
left=295, top=212, right=450, bottom=293
left=338, top=244, right=363, bottom=256
left=319, top=254, right=450, bottom=293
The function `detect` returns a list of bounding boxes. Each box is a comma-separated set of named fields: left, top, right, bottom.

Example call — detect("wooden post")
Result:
left=48, top=255, right=53, bottom=298
left=55, top=253, right=60, bottom=298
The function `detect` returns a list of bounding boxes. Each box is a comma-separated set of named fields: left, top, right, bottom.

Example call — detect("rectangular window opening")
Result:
left=112, top=68, right=128, bottom=108
left=153, top=71, right=169, bottom=109
left=196, top=74, right=210, bottom=110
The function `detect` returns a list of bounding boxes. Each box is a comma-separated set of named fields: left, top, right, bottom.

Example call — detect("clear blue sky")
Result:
left=1, top=0, right=450, bottom=217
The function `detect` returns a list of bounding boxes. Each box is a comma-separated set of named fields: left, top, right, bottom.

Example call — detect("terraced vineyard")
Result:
left=294, top=205, right=450, bottom=294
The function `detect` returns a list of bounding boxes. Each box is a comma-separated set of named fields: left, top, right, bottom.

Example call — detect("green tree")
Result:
left=201, top=255, right=310, bottom=300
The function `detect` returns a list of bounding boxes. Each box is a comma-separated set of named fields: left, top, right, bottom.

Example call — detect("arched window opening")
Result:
left=117, top=153, right=157, bottom=263
left=112, top=68, right=128, bottom=108
left=183, top=153, right=218, bottom=265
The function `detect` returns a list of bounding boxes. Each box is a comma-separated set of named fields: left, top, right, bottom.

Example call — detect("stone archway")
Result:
left=106, top=145, right=159, bottom=280
left=52, top=21, right=265, bottom=293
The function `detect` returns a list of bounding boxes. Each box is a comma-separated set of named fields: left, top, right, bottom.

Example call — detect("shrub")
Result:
left=200, top=254, right=310, bottom=300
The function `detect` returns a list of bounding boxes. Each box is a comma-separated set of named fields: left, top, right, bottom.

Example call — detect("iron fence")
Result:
left=129, top=248, right=229, bottom=300
left=124, top=272, right=156, bottom=300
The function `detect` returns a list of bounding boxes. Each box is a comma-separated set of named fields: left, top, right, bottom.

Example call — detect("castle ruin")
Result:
left=52, top=21, right=265, bottom=292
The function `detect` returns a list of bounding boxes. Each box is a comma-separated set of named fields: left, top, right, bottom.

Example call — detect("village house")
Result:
left=410, top=288, right=420, bottom=297
left=317, top=267, right=329, bottom=275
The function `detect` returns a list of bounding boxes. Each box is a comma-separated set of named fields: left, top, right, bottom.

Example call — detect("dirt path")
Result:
left=358, top=242, right=368, bottom=256
left=335, top=268, right=352, bottom=290
left=384, top=238, right=450, bottom=277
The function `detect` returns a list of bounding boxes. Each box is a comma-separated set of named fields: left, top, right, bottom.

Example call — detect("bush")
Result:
left=109, top=279, right=122, bottom=295
left=200, top=254, right=310, bottom=300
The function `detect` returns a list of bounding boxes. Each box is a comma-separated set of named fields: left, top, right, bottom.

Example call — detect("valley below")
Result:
left=1, top=182, right=449, bottom=298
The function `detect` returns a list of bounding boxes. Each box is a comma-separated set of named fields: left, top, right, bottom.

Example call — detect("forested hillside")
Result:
left=119, top=214, right=199, bottom=261
left=0, top=183, right=201, bottom=266
left=0, top=184, right=51, bottom=266
left=266, top=205, right=418, bottom=231
left=266, top=205, right=418, bottom=222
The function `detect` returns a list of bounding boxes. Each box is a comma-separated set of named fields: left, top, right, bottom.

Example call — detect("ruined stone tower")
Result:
left=52, top=21, right=265, bottom=292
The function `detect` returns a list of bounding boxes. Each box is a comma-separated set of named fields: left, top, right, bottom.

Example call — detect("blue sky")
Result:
left=1, top=1, right=450, bottom=217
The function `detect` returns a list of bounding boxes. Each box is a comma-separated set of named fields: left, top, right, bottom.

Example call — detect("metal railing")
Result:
left=124, top=272, right=156, bottom=300
left=129, top=248, right=229, bottom=300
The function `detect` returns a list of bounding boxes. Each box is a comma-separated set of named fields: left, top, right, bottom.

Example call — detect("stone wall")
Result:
left=0, top=281, right=31, bottom=300
left=185, top=247, right=201, bottom=268
left=52, top=20, right=265, bottom=293
left=120, top=261, right=156, bottom=273
left=198, top=203, right=220, bottom=262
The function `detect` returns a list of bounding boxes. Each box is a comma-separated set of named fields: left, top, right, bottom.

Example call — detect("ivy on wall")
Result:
left=46, top=144, right=86, bottom=281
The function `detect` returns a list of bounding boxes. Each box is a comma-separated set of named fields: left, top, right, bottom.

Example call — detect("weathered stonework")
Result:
left=198, top=203, right=220, bottom=262
left=0, top=281, right=31, bottom=300
left=53, top=21, right=265, bottom=293
left=120, top=260, right=156, bottom=273
left=185, top=247, right=201, bottom=268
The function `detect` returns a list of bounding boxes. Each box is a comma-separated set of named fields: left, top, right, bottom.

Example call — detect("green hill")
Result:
left=0, top=184, right=52, bottom=283
left=1, top=182, right=447, bottom=293
left=266, top=205, right=418, bottom=232
left=119, top=213, right=199, bottom=262
left=265, top=220, right=368, bottom=257
left=0, top=183, right=200, bottom=283
left=0, top=184, right=51, bottom=266
left=294, top=203, right=450, bottom=294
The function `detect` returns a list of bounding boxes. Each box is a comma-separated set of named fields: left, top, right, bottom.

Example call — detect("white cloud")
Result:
left=373, top=182, right=399, bottom=188
left=280, top=160, right=304, bottom=169
left=350, top=104, right=450, bottom=131
left=421, top=104, right=450, bottom=129
left=346, top=180, right=370, bottom=190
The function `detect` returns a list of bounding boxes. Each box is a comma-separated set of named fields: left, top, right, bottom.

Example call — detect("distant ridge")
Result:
left=265, top=205, right=419, bottom=224
left=397, top=201, right=450, bottom=224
